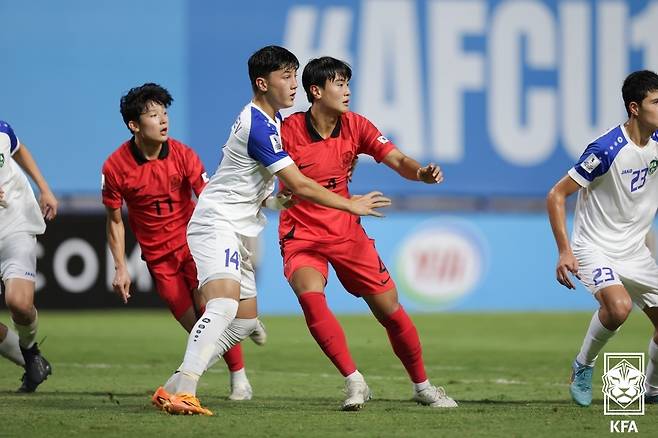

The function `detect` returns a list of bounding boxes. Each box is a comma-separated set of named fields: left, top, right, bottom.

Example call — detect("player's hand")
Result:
left=556, top=251, right=580, bottom=290
left=349, top=191, right=391, bottom=217
left=39, top=189, right=58, bottom=220
left=347, top=156, right=359, bottom=182
left=112, top=267, right=132, bottom=304
left=417, top=163, right=444, bottom=184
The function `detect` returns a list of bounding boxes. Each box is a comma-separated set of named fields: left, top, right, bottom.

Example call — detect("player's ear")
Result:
left=310, top=84, right=322, bottom=101
left=128, top=120, right=140, bottom=134
left=629, top=101, right=641, bottom=117
left=255, top=77, right=268, bottom=93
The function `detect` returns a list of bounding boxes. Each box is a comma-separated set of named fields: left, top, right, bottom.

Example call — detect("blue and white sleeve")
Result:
left=568, top=141, right=616, bottom=187
left=247, top=123, right=293, bottom=174
left=0, top=121, right=20, bottom=155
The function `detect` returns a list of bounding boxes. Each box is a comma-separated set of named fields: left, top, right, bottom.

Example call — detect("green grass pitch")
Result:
left=0, top=310, right=655, bottom=437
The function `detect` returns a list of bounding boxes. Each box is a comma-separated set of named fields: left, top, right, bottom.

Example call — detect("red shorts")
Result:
left=147, top=245, right=198, bottom=319
left=281, top=227, right=395, bottom=296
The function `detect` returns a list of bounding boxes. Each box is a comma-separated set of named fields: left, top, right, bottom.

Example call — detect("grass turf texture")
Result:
left=0, top=310, right=655, bottom=437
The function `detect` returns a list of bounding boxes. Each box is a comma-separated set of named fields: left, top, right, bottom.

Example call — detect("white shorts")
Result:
left=0, top=232, right=38, bottom=286
left=574, top=246, right=658, bottom=309
left=187, top=224, right=257, bottom=300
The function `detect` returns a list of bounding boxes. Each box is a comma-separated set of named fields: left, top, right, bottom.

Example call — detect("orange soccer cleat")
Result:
left=151, top=386, right=172, bottom=411
left=165, top=393, right=214, bottom=416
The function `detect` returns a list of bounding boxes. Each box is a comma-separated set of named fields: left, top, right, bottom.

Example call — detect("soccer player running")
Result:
left=547, top=70, right=658, bottom=407
left=155, top=46, right=390, bottom=416
left=102, top=83, right=264, bottom=403
left=0, top=121, right=57, bottom=392
left=278, top=57, right=457, bottom=410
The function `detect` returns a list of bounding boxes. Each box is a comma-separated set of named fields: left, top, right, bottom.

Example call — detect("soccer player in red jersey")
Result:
left=102, top=83, right=264, bottom=403
left=279, top=57, right=457, bottom=410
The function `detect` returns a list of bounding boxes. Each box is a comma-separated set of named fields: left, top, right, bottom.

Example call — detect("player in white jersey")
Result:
left=0, top=120, right=58, bottom=392
left=153, top=46, right=391, bottom=416
left=547, top=70, right=658, bottom=406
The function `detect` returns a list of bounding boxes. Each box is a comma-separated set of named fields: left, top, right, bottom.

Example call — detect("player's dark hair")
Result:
left=120, top=83, right=173, bottom=132
left=622, top=70, right=658, bottom=117
left=302, top=57, right=352, bottom=103
left=248, top=46, right=299, bottom=93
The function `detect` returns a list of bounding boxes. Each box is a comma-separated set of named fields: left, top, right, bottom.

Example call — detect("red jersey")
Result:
left=102, top=138, right=207, bottom=262
left=279, top=111, right=395, bottom=243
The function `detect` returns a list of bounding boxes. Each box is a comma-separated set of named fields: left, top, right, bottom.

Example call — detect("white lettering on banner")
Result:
left=105, top=245, right=152, bottom=292
left=283, top=6, right=353, bottom=117
left=283, top=1, right=658, bottom=167
left=429, top=0, right=485, bottom=162
left=560, top=1, right=627, bottom=159
left=355, top=0, right=424, bottom=157
left=489, top=1, right=556, bottom=165
left=53, top=238, right=98, bottom=293
left=632, top=1, right=658, bottom=81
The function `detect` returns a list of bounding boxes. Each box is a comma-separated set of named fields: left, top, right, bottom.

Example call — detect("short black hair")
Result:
left=622, top=70, right=658, bottom=117
left=248, top=46, right=299, bottom=93
left=120, top=83, right=173, bottom=132
left=302, top=57, right=352, bottom=103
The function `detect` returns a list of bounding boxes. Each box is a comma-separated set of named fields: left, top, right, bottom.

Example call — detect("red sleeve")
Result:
left=184, top=146, right=207, bottom=197
left=355, top=114, right=396, bottom=162
left=101, top=161, right=123, bottom=209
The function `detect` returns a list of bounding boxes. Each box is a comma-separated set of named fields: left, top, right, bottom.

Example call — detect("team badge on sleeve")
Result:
left=101, top=173, right=106, bottom=190
left=581, top=153, right=601, bottom=173
left=377, top=135, right=389, bottom=144
left=269, top=134, right=283, bottom=153
left=0, top=152, right=4, bottom=167
left=202, top=172, right=209, bottom=183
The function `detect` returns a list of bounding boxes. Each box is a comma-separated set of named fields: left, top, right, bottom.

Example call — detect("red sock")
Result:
left=381, top=306, right=427, bottom=383
left=222, top=343, right=244, bottom=372
left=298, top=292, right=357, bottom=377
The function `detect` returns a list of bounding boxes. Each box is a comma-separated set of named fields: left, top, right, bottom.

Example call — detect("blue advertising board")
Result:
left=2, top=0, right=658, bottom=196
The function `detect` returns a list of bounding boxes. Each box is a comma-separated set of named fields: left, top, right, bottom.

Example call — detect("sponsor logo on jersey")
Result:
left=395, top=219, right=487, bottom=308
left=270, top=134, right=283, bottom=153
left=648, top=159, right=658, bottom=175
left=581, top=153, right=601, bottom=173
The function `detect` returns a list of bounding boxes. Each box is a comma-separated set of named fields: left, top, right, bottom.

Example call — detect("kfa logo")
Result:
left=0, top=152, right=4, bottom=167
left=648, top=159, right=658, bottom=176
left=602, top=353, right=646, bottom=416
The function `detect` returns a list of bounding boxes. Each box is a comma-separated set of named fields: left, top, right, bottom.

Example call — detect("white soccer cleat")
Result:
left=413, top=385, right=458, bottom=408
left=249, top=319, right=267, bottom=346
left=228, top=380, right=253, bottom=401
left=342, top=379, right=371, bottom=411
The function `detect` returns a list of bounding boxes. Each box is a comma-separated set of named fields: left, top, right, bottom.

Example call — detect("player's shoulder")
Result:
left=167, top=137, right=196, bottom=155
left=281, top=111, right=306, bottom=133
left=103, top=140, right=132, bottom=172
left=588, top=125, right=628, bottom=152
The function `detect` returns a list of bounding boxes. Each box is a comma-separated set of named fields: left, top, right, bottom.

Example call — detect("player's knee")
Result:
left=5, top=296, right=34, bottom=321
left=606, top=299, right=633, bottom=326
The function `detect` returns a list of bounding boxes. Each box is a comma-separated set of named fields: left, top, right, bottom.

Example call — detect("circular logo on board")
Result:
left=395, top=220, right=487, bottom=308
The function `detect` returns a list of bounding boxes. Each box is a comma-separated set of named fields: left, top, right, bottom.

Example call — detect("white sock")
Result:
left=345, top=370, right=364, bottom=382
left=576, top=310, right=618, bottom=367
left=414, top=380, right=431, bottom=392
left=12, top=310, right=38, bottom=349
left=0, top=329, right=26, bottom=366
left=177, top=371, right=200, bottom=395
left=163, top=370, right=181, bottom=393
left=176, top=297, right=239, bottom=394
left=207, top=318, right=259, bottom=370
left=645, top=339, right=658, bottom=396
left=230, top=368, right=248, bottom=386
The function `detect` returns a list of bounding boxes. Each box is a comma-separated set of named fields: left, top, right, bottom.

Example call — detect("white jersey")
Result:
left=190, top=102, right=293, bottom=236
left=568, top=124, right=658, bottom=258
left=0, top=121, right=46, bottom=240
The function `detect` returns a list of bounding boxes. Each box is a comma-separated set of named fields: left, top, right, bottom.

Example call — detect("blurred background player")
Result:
left=102, top=83, right=265, bottom=403
left=547, top=70, right=658, bottom=406
left=279, top=57, right=457, bottom=410
left=158, top=46, right=391, bottom=416
left=0, top=120, right=57, bottom=392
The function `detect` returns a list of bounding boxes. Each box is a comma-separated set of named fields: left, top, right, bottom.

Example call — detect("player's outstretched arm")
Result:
left=547, top=175, right=582, bottom=290
left=105, top=206, right=131, bottom=303
left=276, top=164, right=391, bottom=217
left=382, top=149, right=443, bottom=184
left=13, top=143, right=58, bottom=220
